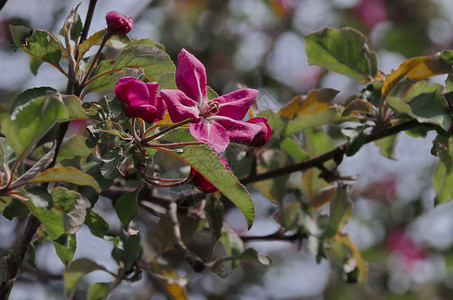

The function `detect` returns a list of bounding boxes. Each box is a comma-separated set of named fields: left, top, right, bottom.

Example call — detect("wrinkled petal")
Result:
left=124, top=105, right=158, bottom=123
left=153, top=96, right=167, bottom=123
left=114, top=77, right=150, bottom=106
left=160, top=89, right=200, bottom=123
left=216, top=88, right=259, bottom=120
left=190, top=120, right=230, bottom=153
left=146, top=82, right=159, bottom=105
left=214, top=116, right=261, bottom=144
left=247, top=117, right=272, bottom=147
left=175, top=49, right=207, bottom=102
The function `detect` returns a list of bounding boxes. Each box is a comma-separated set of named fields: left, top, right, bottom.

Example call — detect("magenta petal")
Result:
left=160, top=89, right=200, bottom=123
left=124, top=105, right=158, bottom=123
left=114, top=77, right=150, bottom=106
left=216, top=88, right=259, bottom=120
left=154, top=97, right=167, bottom=122
left=146, top=82, right=159, bottom=105
left=190, top=120, right=230, bottom=153
left=175, top=49, right=207, bottom=102
left=215, top=117, right=261, bottom=144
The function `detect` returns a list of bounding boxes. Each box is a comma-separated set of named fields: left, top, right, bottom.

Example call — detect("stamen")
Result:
left=199, top=100, right=220, bottom=118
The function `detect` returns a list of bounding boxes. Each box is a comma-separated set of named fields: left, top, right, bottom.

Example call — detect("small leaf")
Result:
left=2, top=198, right=30, bottom=220
left=282, top=107, right=343, bottom=137
left=63, top=258, right=109, bottom=296
left=254, top=149, right=289, bottom=203
left=111, top=230, right=141, bottom=271
left=342, top=99, right=372, bottom=117
left=22, top=28, right=63, bottom=72
left=53, top=233, right=77, bottom=267
left=84, top=208, right=109, bottom=238
left=88, top=282, right=112, bottom=300
left=279, top=88, right=339, bottom=119
left=210, top=248, right=271, bottom=278
left=60, top=4, right=83, bottom=42
left=30, top=166, right=101, bottom=193
left=9, top=24, right=30, bottom=49
left=382, top=55, right=451, bottom=98
left=387, top=91, right=451, bottom=131
left=160, top=145, right=255, bottom=229
left=115, top=191, right=138, bottom=227
left=280, top=138, right=309, bottom=163
left=304, top=27, right=377, bottom=83
left=328, top=232, right=368, bottom=286
left=375, top=135, right=398, bottom=160
left=323, top=185, right=353, bottom=239
left=433, top=136, right=453, bottom=204
left=346, top=131, right=365, bottom=156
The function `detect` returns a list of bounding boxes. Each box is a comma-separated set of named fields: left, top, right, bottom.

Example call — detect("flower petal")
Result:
left=124, top=105, right=158, bottom=123
left=154, top=97, right=167, bottom=123
left=146, top=82, right=159, bottom=105
left=175, top=49, right=207, bottom=102
left=190, top=120, right=230, bottom=153
left=114, top=77, right=150, bottom=106
left=214, top=116, right=262, bottom=144
left=160, top=89, right=199, bottom=123
left=216, top=88, right=259, bottom=120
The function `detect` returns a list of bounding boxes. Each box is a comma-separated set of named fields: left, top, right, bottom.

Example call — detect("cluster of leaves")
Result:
left=1, top=5, right=453, bottom=299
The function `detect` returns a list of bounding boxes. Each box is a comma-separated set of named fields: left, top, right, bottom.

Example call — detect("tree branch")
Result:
left=240, top=119, right=432, bottom=184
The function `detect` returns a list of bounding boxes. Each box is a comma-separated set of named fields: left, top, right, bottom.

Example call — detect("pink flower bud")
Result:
left=114, top=77, right=166, bottom=124
left=248, top=117, right=272, bottom=147
left=190, top=158, right=229, bottom=193
left=106, top=11, right=133, bottom=35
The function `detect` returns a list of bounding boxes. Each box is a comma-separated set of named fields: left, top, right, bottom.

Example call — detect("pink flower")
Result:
left=106, top=11, right=134, bottom=35
left=386, top=229, right=426, bottom=270
left=159, top=49, right=261, bottom=153
left=190, top=157, right=229, bottom=193
left=114, top=77, right=166, bottom=124
left=246, top=117, right=272, bottom=147
left=353, top=0, right=387, bottom=29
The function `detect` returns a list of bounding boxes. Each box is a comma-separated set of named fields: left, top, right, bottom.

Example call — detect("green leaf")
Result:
left=52, top=188, right=86, bottom=234
left=387, top=91, right=451, bottom=131
left=27, top=186, right=53, bottom=209
left=54, top=233, right=77, bottom=267
left=161, top=145, right=255, bottom=229
left=88, top=282, right=112, bottom=300
left=85, top=208, right=109, bottom=238
left=64, top=258, right=109, bottom=296
left=61, top=95, right=88, bottom=119
left=280, top=138, right=309, bottom=163
left=323, top=185, right=353, bottom=239
left=115, top=191, right=138, bottom=227
left=30, top=166, right=101, bottom=193
left=9, top=24, right=30, bottom=50
left=158, top=72, right=177, bottom=89
left=58, top=136, right=92, bottom=160
left=346, top=131, right=365, bottom=156
left=2, top=198, right=29, bottom=220
left=10, top=86, right=56, bottom=116
left=279, top=89, right=339, bottom=119
left=17, top=27, right=63, bottom=72
left=111, top=230, right=141, bottom=271
left=375, top=135, right=397, bottom=160
left=282, top=107, right=343, bottom=137
left=1, top=94, right=67, bottom=157
left=304, top=27, right=377, bottom=84
left=158, top=127, right=197, bottom=143
left=27, top=202, right=65, bottom=240
left=433, top=136, right=453, bottom=204
left=113, top=44, right=176, bottom=82
left=78, top=30, right=105, bottom=59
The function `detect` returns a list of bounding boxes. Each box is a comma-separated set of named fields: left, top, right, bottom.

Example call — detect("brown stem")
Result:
left=75, top=0, right=98, bottom=60
left=240, top=119, right=431, bottom=184
left=0, top=216, right=40, bottom=299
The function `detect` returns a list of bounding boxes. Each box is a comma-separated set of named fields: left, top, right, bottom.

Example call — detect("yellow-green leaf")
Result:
left=30, top=166, right=101, bottom=193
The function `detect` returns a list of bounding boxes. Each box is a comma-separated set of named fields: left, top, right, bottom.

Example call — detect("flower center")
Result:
left=199, top=100, right=220, bottom=118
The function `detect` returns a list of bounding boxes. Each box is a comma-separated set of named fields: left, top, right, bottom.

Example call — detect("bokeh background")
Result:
left=2, top=0, right=453, bottom=299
